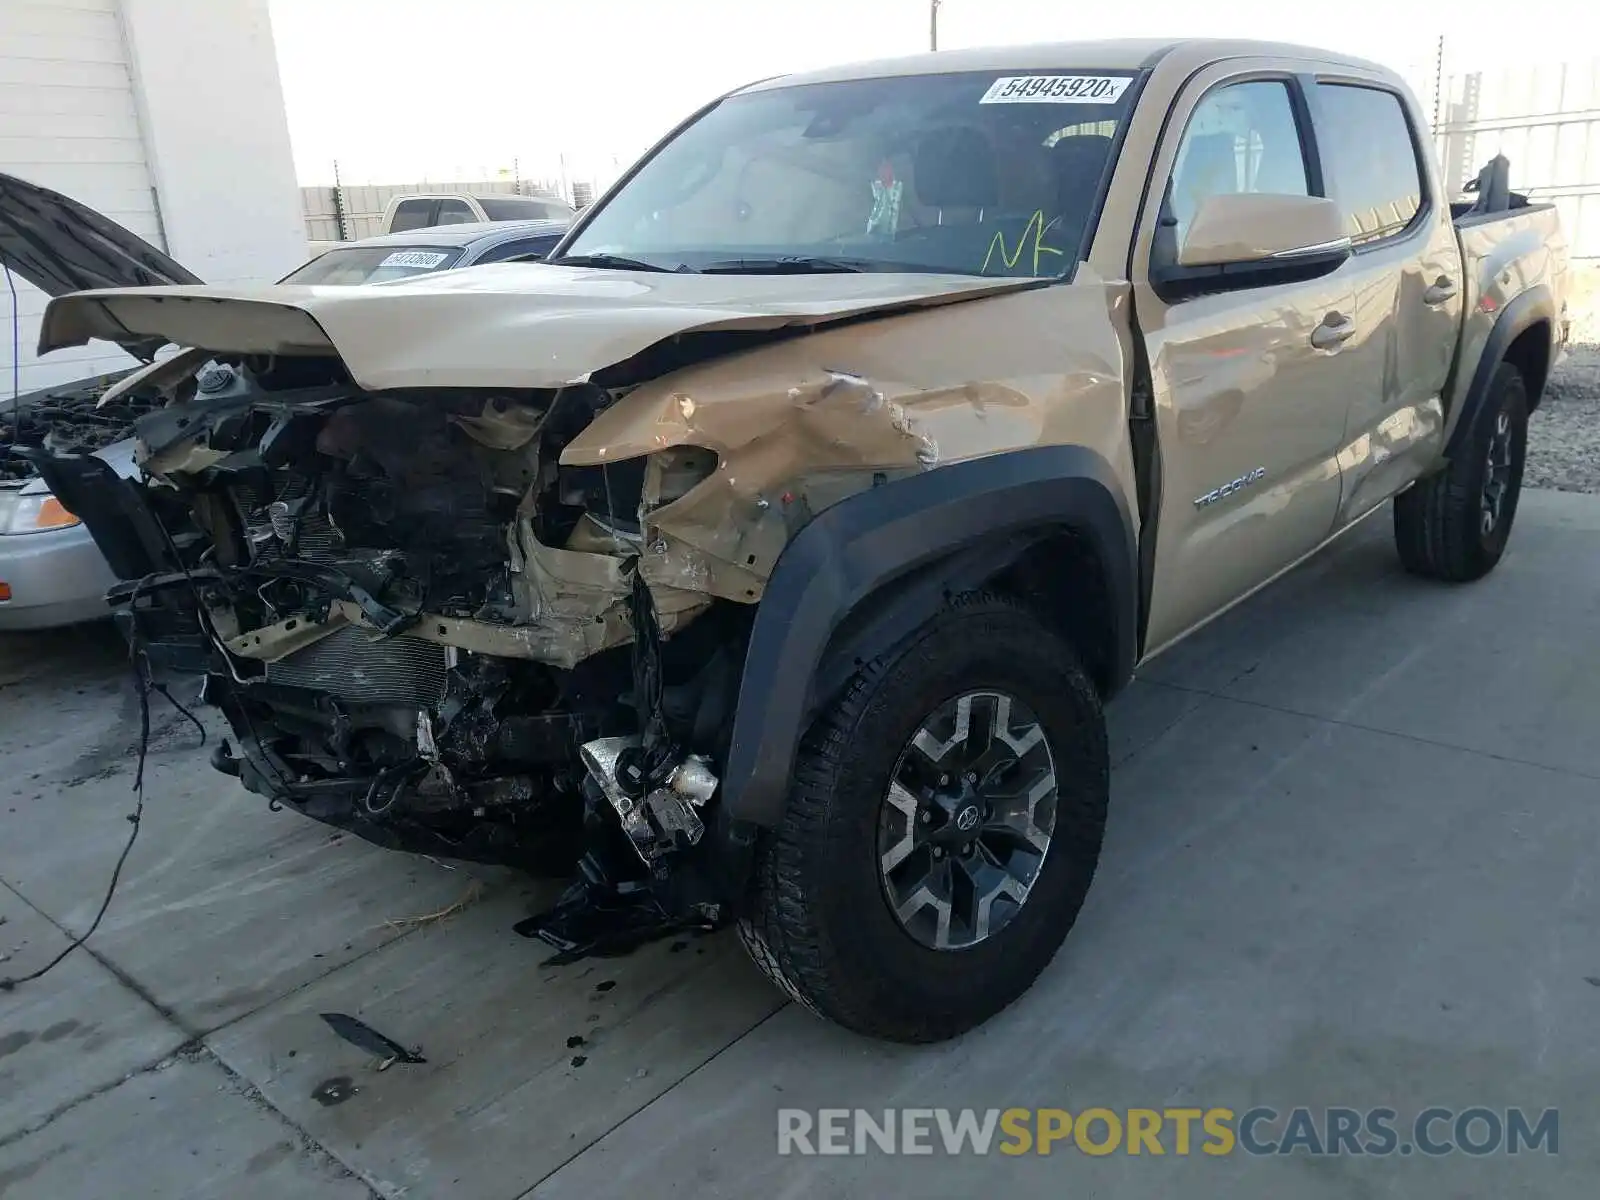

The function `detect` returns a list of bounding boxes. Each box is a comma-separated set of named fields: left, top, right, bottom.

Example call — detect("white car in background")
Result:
left=0, top=172, right=571, bottom=630
left=380, top=190, right=575, bottom=233
left=1, top=379, right=149, bottom=628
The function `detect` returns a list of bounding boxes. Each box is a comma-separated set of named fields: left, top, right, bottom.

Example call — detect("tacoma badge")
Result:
left=1194, top=467, right=1267, bottom=509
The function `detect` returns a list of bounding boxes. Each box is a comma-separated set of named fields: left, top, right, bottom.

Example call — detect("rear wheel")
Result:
left=737, top=593, right=1108, bottom=1043
left=1394, top=362, right=1528, bottom=582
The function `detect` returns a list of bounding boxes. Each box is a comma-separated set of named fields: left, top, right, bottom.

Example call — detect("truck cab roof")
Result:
left=744, top=37, right=1396, bottom=91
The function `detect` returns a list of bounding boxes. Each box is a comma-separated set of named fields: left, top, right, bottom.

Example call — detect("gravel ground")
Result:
left=1528, top=342, right=1600, bottom=494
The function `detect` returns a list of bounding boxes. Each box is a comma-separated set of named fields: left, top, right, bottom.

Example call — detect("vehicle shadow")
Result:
left=0, top=619, right=128, bottom=689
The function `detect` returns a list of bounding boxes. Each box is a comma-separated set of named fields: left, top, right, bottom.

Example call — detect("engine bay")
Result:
left=0, top=371, right=159, bottom=485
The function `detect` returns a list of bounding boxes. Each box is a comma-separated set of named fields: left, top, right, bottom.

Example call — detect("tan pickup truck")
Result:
left=29, top=38, right=1568, bottom=1043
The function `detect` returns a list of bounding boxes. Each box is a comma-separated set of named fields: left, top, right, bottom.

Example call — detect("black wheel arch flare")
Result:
left=1446, top=282, right=1557, bottom=461
left=719, top=444, right=1138, bottom=829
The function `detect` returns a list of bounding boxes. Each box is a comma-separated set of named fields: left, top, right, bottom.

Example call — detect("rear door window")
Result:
left=478, top=196, right=576, bottom=221
left=388, top=198, right=439, bottom=232
left=1314, top=84, right=1425, bottom=244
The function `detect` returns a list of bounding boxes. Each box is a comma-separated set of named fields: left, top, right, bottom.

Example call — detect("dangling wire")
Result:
left=627, top=565, right=675, bottom=788
left=1, top=601, right=203, bottom=991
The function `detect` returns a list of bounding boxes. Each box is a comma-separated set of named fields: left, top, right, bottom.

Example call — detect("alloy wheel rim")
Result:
left=876, top=690, right=1058, bottom=950
left=1481, top=408, right=1514, bottom=535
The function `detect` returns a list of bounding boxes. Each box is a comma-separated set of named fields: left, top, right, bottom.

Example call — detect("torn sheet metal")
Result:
left=564, top=276, right=1137, bottom=603
left=448, top=397, right=548, bottom=450
left=505, top=519, right=708, bottom=668
left=95, top=346, right=211, bottom=409
left=139, top=438, right=230, bottom=477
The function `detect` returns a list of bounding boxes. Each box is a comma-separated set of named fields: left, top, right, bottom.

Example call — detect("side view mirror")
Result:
left=1179, top=193, right=1351, bottom=268
left=1152, top=192, right=1353, bottom=302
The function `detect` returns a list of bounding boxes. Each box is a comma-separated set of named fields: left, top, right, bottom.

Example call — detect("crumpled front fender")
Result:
left=559, top=274, right=1139, bottom=608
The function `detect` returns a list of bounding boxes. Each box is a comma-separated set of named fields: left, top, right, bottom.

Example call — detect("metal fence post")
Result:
left=332, top=159, right=351, bottom=242
left=1431, top=33, right=1445, bottom=136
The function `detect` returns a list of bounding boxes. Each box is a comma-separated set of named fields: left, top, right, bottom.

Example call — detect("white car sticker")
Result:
left=979, top=75, right=1131, bottom=105
left=379, top=250, right=450, bottom=269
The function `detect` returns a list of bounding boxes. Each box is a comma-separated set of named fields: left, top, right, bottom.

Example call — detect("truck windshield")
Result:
left=561, top=69, right=1136, bottom=277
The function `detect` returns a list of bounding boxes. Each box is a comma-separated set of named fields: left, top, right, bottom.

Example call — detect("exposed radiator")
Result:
left=281, top=511, right=341, bottom=563
left=265, top=626, right=448, bottom=707
left=239, top=476, right=343, bottom=565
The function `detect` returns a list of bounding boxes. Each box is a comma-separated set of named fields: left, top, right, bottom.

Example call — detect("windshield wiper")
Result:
left=552, top=252, right=974, bottom=276
left=547, top=253, right=677, bottom=273
left=696, top=256, right=871, bottom=274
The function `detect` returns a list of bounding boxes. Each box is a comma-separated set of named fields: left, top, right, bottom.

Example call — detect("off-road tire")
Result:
left=736, top=592, right=1109, bottom=1043
left=1394, top=362, right=1529, bottom=582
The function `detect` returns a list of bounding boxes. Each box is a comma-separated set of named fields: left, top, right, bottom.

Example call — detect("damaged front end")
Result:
left=30, top=247, right=1124, bottom=967
left=36, top=359, right=760, bottom=954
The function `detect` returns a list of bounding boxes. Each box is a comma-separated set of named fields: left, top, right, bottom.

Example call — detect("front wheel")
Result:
left=737, top=593, right=1109, bottom=1043
left=1394, top=362, right=1529, bottom=582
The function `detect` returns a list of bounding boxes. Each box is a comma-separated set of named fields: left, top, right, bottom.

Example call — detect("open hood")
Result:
left=38, top=265, right=1043, bottom=392
left=0, top=171, right=202, bottom=360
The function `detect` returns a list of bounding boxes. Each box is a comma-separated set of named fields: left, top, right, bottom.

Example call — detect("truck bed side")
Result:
left=1442, top=203, right=1568, bottom=449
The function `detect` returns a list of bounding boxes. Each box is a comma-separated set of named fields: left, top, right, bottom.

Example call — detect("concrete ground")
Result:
left=2, top=489, right=1597, bottom=1199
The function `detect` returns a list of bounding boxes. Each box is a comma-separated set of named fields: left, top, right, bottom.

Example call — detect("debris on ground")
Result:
left=381, top=879, right=486, bottom=931
left=514, top=872, right=711, bottom=965
left=318, top=1012, right=427, bottom=1066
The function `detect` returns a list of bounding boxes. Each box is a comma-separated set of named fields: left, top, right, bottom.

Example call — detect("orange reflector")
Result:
left=0, top=582, right=10, bottom=602
left=35, top=496, right=80, bottom=529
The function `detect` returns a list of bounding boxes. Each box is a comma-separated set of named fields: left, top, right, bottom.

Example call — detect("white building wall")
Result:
left=1, top=0, right=306, bottom=393
left=118, top=0, right=306, bottom=284
left=0, top=0, right=159, bottom=389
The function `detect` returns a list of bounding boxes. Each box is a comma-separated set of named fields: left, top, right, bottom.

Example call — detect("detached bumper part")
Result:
left=514, top=858, right=707, bottom=964
left=516, top=738, right=725, bottom=962
left=579, top=736, right=718, bottom=862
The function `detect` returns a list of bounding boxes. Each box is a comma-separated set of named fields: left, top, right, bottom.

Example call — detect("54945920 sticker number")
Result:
left=979, top=75, right=1131, bottom=105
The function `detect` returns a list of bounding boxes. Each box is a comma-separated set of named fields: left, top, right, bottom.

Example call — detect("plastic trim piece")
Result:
left=720, top=444, right=1137, bottom=828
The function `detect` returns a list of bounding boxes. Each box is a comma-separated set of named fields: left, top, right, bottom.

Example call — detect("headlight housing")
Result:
left=1, top=490, right=81, bottom=535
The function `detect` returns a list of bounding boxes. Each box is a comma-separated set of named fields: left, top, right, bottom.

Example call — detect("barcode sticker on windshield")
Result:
left=979, top=75, right=1131, bottom=104
left=379, top=250, right=450, bottom=269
